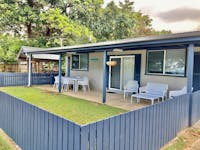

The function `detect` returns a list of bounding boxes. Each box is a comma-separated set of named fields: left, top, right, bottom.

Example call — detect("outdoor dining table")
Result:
left=64, top=77, right=83, bottom=92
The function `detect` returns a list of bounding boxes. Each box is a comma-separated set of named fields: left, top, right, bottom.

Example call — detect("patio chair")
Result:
left=54, top=76, right=60, bottom=89
left=139, top=82, right=168, bottom=101
left=169, top=86, right=193, bottom=98
left=62, top=77, right=74, bottom=91
left=124, top=80, right=139, bottom=100
left=78, top=76, right=90, bottom=91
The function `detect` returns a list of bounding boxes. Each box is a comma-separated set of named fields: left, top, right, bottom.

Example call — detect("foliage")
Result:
left=0, top=0, right=171, bottom=62
left=39, top=8, right=95, bottom=47
left=0, top=35, right=24, bottom=63
left=0, top=87, right=126, bottom=124
left=67, top=0, right=171, bottom=41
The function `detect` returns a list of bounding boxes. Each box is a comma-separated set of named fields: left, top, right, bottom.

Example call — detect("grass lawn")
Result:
left=0, top=87, right=126, bottom=124
left=0, top=136, right=13, bottom=150
left=0, top=129, right=16, bottom=150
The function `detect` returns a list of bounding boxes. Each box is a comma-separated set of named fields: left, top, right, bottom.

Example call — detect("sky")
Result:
left=104, top=0, right=200, bottom=33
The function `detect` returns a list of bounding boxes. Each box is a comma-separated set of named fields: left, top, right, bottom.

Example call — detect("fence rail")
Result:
left=0, top=90, right=200, bottom=150
left=0, top=73, right=57, bottom=86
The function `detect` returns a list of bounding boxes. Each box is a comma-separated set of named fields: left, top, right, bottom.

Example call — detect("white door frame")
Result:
left=108, top=55, right=135, bottom=92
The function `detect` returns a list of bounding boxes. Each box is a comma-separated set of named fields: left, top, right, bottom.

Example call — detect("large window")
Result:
left=71, top=54, right=89, bottom=71
left=146, top=49, right=186, bottom=76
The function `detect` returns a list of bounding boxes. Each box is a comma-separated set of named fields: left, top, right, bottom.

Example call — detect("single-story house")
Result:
left=20, top=31, right=200, bottom=103
left=18, top=47, right=59, bottom=73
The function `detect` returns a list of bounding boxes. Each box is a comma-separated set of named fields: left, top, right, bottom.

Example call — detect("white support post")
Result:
left=28, top=54, right=32, bottom=87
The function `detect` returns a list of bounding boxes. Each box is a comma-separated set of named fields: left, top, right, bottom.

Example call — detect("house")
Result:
left=20, top=31, right=200, bottom=103
left=18, top=47, right=59, bottom=73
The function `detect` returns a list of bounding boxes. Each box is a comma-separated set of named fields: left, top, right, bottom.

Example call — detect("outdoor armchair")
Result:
left=124, top=80, right=139, bottom=100
left=139, top=82, right=168, bottom=101
left=169, top=86, right=193, bottom=98
left=62, top=77, right=74, bottom=91
left=78, top=76, right=90, bottom=91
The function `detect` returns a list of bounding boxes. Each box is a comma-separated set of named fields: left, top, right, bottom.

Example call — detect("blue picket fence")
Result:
left=0, top=91, right=200, bottom=150
left=0, top=72, right=57, bottom=86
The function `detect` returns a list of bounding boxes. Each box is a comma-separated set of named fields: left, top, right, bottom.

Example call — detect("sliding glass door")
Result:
left=110, top=57, right=121, bottom=89
left=109, top=56, right=135, bottom=92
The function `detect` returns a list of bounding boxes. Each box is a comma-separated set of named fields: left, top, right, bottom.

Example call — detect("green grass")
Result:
left=0, top=131, right=14, bottom=150
left=164, top=137, right=186, bottom=150
left=0, top=87, right=126, bottom=124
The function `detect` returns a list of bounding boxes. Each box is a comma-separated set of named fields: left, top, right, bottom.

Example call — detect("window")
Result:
left=147, top=51, right=164, bottom=74
left=165, top=50, right=186, bottom=75
left=146, top=49, right=186, bottom=76
left=71, top=54, right=88, bottom=70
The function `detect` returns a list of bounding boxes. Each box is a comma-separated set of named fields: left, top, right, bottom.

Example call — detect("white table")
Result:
left=64, top=77, right=83, bottom=92
left=131, top=93, right=162, bottom=105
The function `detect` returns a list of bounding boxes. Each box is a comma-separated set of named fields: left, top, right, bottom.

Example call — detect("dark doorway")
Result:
left=193, top=52, right=200, bottom=91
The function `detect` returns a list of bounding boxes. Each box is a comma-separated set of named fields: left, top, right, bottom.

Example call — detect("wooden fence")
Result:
left=0, top=73, right=57, bottom=86
left=0, top=91, right=200, bottom=150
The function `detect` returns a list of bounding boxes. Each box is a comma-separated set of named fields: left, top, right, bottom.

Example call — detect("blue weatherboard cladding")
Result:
left=134, top=54, right=141, bottom=85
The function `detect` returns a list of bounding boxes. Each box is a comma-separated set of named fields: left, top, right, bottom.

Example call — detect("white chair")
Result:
left=54, top=76, right=59, bottom=89
left=78, top=77, right=90, bottom=91
left=139, top=82, right=168, bottom=101
left=169, top=86, right=192, bottom=98
left=62, top=77, right=74, bottom=91
left=124, top=80, right=139, bottom=100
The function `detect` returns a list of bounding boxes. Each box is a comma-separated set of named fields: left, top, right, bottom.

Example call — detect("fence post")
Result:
left=0, top=74, right=3, bottom=86
left=188, top=93, right=193, bottom=127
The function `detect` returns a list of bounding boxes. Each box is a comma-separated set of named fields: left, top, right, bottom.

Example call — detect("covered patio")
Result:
left=19, top=31, right=200, bottom=105
left=35, top=85, right=149, bottom=110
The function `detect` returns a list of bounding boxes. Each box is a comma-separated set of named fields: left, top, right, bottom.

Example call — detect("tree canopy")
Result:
left=0, top=0, right=171, bottom=63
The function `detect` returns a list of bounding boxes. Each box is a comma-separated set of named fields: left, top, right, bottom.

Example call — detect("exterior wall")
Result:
left=70, top=52, right=104, bottom=91
left=140, top=51, right=187, bottom=91
left=67, top=47, right=200, bottom=92
left=109, top=50, right=187, bottom=91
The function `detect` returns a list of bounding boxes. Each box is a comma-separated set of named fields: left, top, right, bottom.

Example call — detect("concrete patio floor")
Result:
left=35, top=85, right=151, bottom=111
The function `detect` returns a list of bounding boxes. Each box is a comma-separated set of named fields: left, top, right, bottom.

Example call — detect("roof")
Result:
left=18, top=48, right=59, bottom=61
left=21, top=31, right=200, bottom=54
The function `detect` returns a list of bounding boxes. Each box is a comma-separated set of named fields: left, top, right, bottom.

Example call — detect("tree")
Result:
left=0, top=0, right=44, bottom=38
left=39, top=8, right=95, bottom=47
left=0, top=35, right=24, bottom=63
left=0, top=0, right=171, bottom=47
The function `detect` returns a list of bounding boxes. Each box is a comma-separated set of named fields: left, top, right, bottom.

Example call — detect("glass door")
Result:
left=109, top=57, right=121, bottom=90
left=109, top=56, right=135, bottom=92
left=122, top=56, right=135, bottom=89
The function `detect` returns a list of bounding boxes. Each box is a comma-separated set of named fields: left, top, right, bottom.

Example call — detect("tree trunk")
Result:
left=46, top=27, right=51, bottom=37
left=26, top=23, right=32, bottom=38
